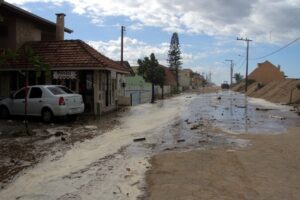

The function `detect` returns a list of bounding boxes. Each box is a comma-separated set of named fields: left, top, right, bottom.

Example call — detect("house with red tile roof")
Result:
left=0, top=1, right=131, bottom=115
left=157, top=64, right=177, bottom=96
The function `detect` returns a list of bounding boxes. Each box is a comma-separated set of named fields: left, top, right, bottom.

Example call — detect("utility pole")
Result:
left=225, top=59, right=233, bottom=86
left=121, top=26, right=125, bottom=66
left=237, top=37, right=252, bottom=92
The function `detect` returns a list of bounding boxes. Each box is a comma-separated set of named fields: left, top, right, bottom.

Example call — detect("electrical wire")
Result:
left=250, top=37, right=300, bottom=60
left=235, top=59, right=245, bottom=73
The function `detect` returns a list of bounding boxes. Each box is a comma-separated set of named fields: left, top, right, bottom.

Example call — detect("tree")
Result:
left=168, top=32, right=182, bottom=92
left=0, top=47, right=50, bottom=134
left=137, top=53, right=164, bottom=103
left=234, top=73, right=243, bottom=83
left=155, top=66, right=165, bottom=99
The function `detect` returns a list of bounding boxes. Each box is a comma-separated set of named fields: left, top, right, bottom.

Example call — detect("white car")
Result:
left=0, top=85, right=85, bottom=122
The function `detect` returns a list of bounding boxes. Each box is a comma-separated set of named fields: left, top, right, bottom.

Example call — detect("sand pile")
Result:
left=232, top=79, right=300, bottom=104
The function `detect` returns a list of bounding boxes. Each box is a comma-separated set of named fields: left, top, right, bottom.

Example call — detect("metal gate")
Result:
left=131, top=92, right=140, bottom=106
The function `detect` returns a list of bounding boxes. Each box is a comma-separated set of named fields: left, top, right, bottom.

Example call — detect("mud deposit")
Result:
left=0, top=90, right=299, bottom=200
left=0, top=113, right=121, bottom=190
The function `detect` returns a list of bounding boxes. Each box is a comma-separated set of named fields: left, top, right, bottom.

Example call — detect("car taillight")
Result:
left=59, top=97, right=65, bottom=105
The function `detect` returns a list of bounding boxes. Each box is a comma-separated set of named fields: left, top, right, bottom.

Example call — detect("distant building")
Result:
left=156, top=64, right=177, bottom=97
left=179, top=69, right=193, bottom=90
left=191, top=72, right=205, bottom=89
left=248, top=60, right=285, bottom=85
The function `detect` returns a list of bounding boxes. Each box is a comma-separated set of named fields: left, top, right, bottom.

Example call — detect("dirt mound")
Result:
left=232, top=79, right=300, bottom=104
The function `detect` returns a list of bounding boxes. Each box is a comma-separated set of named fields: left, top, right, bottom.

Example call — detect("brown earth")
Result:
left=191, top=86, right=221, bottom=93
left=232, top=79, right=300, bottom=104
left=144, top=127, right=300, bottom=200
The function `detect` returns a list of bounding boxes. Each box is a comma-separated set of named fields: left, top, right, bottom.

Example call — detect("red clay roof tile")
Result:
left=0, top=40, right=130, bottom=73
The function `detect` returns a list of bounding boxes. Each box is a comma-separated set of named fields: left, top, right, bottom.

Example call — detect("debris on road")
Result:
left=235, top=105, right=246, bottom=108
left=270, top=115, right=286, bottom=120
left=256, top=107, right=274, bottom=111
left=84, top=125, right=98, bottom=130
left=55, top=131, right=64, bottom=137
left=133, top=137, right=146, bottom=142
left=131, top=181, right=140, bottom=186
left=217, top=96, right=221, bottom=100
left=190, top=123, right=203, bottom=130
left=177, top=139, right=185, bottom=143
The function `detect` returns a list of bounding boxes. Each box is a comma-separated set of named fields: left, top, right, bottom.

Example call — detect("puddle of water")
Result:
left=187, top=91, right=300, bottom=134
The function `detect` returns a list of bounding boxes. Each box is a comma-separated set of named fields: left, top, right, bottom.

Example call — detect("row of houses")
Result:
left=0, top=1, right=205, bottom=116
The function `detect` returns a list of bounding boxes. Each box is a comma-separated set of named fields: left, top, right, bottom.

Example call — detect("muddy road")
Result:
left=0, top=90, right=299, bottom=200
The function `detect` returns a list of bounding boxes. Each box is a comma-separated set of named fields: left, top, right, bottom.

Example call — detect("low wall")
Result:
left=117, top=95, right=131, bottom=106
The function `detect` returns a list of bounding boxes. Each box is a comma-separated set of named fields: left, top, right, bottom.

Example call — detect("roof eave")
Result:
left=2, top=1, right=73, bottom=33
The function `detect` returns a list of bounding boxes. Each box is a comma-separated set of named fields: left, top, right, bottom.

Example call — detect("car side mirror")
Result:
left=9, top=92, right=14, bottom=99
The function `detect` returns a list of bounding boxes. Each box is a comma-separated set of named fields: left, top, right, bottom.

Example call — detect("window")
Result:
left=29, top=87, right=43, bottom=98
left=47, top=86, right=73, bottom=95
left=14, top=89, right=26, bottom=99
left=58, top=86, right=74, bottom=94
left=47, top=87, right=64, bottom=95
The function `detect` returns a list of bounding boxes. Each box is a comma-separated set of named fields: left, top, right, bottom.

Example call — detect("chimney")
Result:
left=56, top=13, right=65, bottom=41
left=277, top=64, right=281, bottom=71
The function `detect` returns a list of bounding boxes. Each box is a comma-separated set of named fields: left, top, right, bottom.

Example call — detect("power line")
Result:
left=251, top=37, right=300, bottom=60
left=235, top=55, right=245, bottom=71
left=236, top=59, right=245, bottom=72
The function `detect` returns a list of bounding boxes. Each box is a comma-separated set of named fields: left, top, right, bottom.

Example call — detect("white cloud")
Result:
left=128, top=23, right=144, bottom=31
left=7, top=0, right=300, bottom=43
left=87, top=37, right=194, bottom=68
left=87, top=37, right=167, bottom=66
left=87, top=36, right=229, bottom=84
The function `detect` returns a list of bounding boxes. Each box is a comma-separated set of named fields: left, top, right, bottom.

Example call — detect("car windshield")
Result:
left=47, top=86, right=74, bottom=95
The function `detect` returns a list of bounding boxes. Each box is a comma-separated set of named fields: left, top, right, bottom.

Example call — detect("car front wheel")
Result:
left=42, top=108, right=53, bottom=123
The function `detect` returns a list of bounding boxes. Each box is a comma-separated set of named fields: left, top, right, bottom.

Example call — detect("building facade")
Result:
left=179, top=69, right=193, bottom=90
left=248, top=60, right=285, bottom=85
left=0, top=1, right=130, bottom=115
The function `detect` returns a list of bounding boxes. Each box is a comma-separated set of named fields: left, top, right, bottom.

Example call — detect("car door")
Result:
left=11, top=88, right=26, bottom=115
left=27, top=87, right=44, bottom=116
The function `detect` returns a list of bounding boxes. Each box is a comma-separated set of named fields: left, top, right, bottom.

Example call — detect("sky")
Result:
left=6, top=0, right=300, bottom=85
